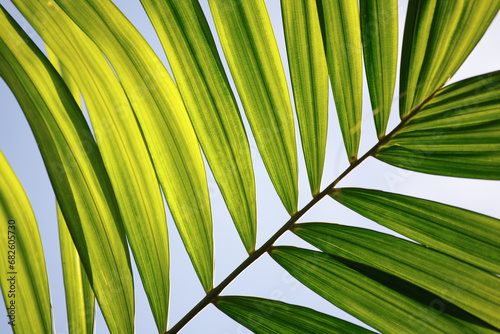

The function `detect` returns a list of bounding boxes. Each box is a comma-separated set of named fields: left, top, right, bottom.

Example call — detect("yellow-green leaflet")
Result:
left=331, top=188, right=500, bottom=274
left=321, top=0, right=362, bottom=163
left=58, top=205, right=95, bottom=334
left=0, top=7, right=134, bottom=334
left=293, top=223, right=500, bottom=328
left=281, top=0, right=328, bottom=196
left=399, top=0, right=500, bottom=118
left=46, top=55, right=95, bottom=334
left=140, top=0, right=256, bottom=254
left=0, top=150, right=53, bottom=334
left=377, top=71, right=500, bottom=180
left=209, top=0, right=298, bottom=215
left=270, top=246, right=482, bottom=333
left=215, top=296, right=374, bottom=334
left=54, top=0, right=213, bottom=292
left=20, top=0, right=170, bottom=329
left=360, top=0, right=398, bottom=139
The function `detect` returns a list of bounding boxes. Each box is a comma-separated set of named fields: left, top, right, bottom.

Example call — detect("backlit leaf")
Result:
left=0, top=8, right=134, bottom=333
left=45, top=52, right=95, bottom=334
left=209, top=0, right=298, bottom=214
left=0, top=150, right=53, bottom=334
left=399, top=0, right=500, bottom=118
left=360, top=0, right=398, bottom=138
left=26, top=2, right=172, bottom=329
left=321, top=0, right=363, bottom=163
left=270, top=246, right=478, bottom=333
left=141, top=0, right=256, bottom=254
left=215, top=296, right=374, bottom=334
left=331, top=187, right=500, bottom=274
left=58, top=205, right=95, bottom=334
left=54, top=0, right=213, bottom=292
left=377, top=71, right=500, bottom=180
left=281, top=0, right=328, bottom=195
left=293, top=223, right=500, bottom=327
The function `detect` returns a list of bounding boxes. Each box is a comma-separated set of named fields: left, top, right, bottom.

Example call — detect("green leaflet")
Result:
left=330, top=188, right=500, bottom=274
left=293, top=223, right=500, bottom=328
left=360, top=0, right=398, bottom=138
left=377, top=71, right=500, bottom=180
left=321, top=0, right=363, bottom=163
left=214, top=296, right=374, bottom=334
left=0, top=8, right=134, bottom=334
left=208, top=0, right=298, bottom=215
left=54, top=0, right=213, bottom=292
left=330, top=257, right=498, bottom=334
left=21, top=1, right=171, bottom=329
left=140, top=0, right=256, bottom=254
left=58, top=206, right=95, bottom=334
left=46, top=53, right=95, bottom=334
left=399, top=0, right=500, bottom=118
left=0, top=150, right=53, bottom=333
left=270, top=246, right=483, bottom=333
left=281, top=0, right=329, bottom=196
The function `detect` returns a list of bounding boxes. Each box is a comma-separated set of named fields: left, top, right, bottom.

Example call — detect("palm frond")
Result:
left=0, top=0, right=499, bottom=333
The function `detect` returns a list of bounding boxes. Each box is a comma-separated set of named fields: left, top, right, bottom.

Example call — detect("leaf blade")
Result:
left=269, top=246, right=474, bottom=333
left=360, top=0, right=398, bottom=138
left=54, top=0, right=213, bottom=292
left=0, top=8, right=134, bottom=333
left=321, top=0, right=363, bottom=163
left=140, top=0, right=256, bottom=253
left=281, top=0, right=329, bottom=196
left=399, top=0, right=500, bottom=118
left=215, top=296, right=374, bottom=334
left=331, top=187, right=500, bottom=274
left=293, top=223, right=500, bottom=328
left=377, top=71, right=500, bottom=179
left=0, top=150, right=53, bottom=334
left=209, top=0, right=298, bottom=214
left=45, top=51, right=96, bottom=334
left=23, top=2, right=172, bottom=328
left=58, top=205, right=95, bottom=334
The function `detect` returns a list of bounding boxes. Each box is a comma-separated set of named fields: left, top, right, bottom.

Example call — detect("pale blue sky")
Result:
left=1, top=1, right=499, bottom=333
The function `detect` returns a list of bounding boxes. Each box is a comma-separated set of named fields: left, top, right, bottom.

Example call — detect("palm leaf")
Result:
left=377, top=71, right=500, bottom=179
left=400, top=0, right=500, bottom=118
left=331, top=187, right=500, bottom=274
left=321, top=0, right=363, bottom=163
left=46, top=52, right=95, bottom=334
left=360, top=0, right=398, bottom=138
left=0, top=7, right=134, bottom=333
left=281, top=0, right=329, bottom=195
left=269, top=246, right=479, bottom=333
left=1, top=1, right=499, bottom=333
left=140, top=0, right=256, bottom=254
left=23, top=1, right=171, bottom=329
left=0, top=150, right=53, bottom=334
left=208, top=0, right=298, bottom=214
left=292, top=223, right=500, bottom=327
left=214, top=296, right=374, bottom=334
left=53, top=0, right=213, bottom=292
left=329, top=256, right=498, bottom=334
left=58, top=205, right=95, bottom=334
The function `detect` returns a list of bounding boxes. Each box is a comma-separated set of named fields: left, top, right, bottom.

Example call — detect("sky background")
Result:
left=1, top=1, right=500, bottom=333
